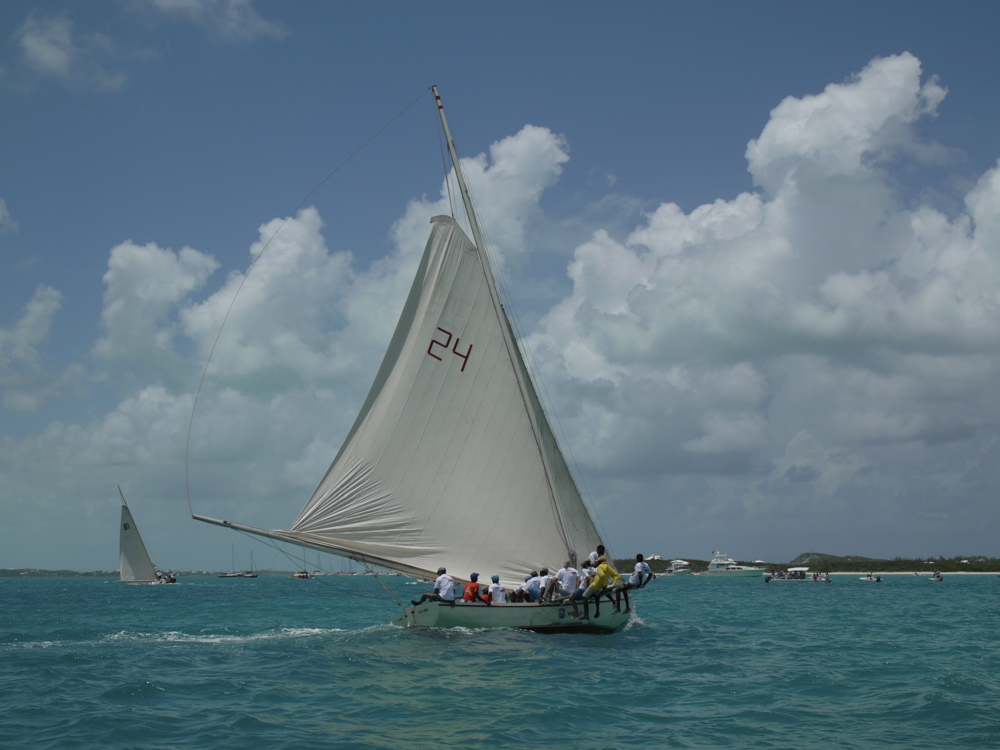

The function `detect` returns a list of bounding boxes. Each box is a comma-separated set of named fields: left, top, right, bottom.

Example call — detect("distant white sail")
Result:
left=119, top=498, right=158, bottom=584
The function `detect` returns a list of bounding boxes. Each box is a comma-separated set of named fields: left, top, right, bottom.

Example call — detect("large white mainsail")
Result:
left=292, top=212, right=602, bottom=584
left=196, top=213, right=603, bottom=584
left=119, top=488, right=160, bottom=584
left=193, top=87, right=608, bottom=590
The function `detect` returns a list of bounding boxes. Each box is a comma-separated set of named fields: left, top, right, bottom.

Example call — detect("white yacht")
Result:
left=664, top=559, right=693, bottom=576
left=702, top=551, right=763, bottom=577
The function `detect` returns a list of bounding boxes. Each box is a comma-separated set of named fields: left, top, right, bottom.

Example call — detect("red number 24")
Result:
left=428, top=327, right=472, bottom=372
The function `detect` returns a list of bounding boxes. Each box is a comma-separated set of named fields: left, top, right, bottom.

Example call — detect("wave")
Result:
left=104, top=627, right=343, bottom=644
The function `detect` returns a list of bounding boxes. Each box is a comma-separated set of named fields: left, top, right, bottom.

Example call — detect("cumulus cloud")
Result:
left=95, top=240, right=220, bottom=380
left=746, top=52, right=948, bottom=196
left=5, top=52, right=1000, bottom=568
left=393, top=124, right=570, bottom=274
left=520, top=52, right=1000, bottom=556
left=179, top=208, right=363, bottom=389
left=15, top=15, right=125, bottom=91
left=0, top=286, right=62, bottom=412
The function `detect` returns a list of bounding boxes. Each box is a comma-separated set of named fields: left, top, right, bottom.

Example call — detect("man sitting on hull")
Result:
left=411, top=567, right=456, bottom=606
left=569, top=556, right=621, bottom=621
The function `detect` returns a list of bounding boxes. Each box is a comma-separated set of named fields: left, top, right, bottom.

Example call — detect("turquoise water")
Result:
left=2, top=573, right=998, bottom=749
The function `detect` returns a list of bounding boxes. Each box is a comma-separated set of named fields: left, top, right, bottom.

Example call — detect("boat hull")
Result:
left=390, top=600, right=632, bottom=634
left=123, top=578, right=175, bottom=585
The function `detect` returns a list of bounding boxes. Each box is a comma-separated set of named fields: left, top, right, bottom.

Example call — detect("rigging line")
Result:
left=437, top=117, right=457, bottom=220
left=239, top=530, right=403, bottom=605
left=185, top=87, right=433, bottom=517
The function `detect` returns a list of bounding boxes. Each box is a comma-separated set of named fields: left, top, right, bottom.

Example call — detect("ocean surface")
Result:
left=2, top=572, right=998, bottom=749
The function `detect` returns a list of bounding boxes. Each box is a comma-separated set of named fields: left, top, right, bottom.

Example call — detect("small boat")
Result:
left=290, top=570, right=312, bottom=579
left=119, top=486, right=176, bottom=585
left=192, top=87, right=635, bottom=633
left=930, top=571, right=944, bottom=581
left=702, top=551, right=763, bottom=577
left=241, top=552, right=259, bottom=578
left=764, top=567, right=831, bottom=582
left=859, top=573, right=883, bottom=582
left=218, top=543, right=242, bottom=578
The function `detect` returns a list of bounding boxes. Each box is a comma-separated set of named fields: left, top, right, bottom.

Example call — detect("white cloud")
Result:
left=746, top=51, right=947, bottom=196
left=0, top=199, right=17, bottom=234
left=139, top=0, right=287, bottom=42
left=5, top=52, right=1000, bottom=569
left=16, top=15, right=126, bottom=91
left=95, top=240, right=220, bottom=374
left=179, top=207, right=363, bottom=387
left=393, top=124, right=570, bottom=274
left=0, top=286, right=62, bottom=412
left=518, top=53, right=1000, bottom=556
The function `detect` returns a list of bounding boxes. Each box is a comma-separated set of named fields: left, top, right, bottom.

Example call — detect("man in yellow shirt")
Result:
left=569, top=556, right=620, bottom=621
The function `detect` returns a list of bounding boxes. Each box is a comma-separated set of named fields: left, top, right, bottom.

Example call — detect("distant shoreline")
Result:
left=5, top=568, right=998, bottom=580
left=0, top=569, right=299, bottom=578
left=828, top=571, right=998, bottom=576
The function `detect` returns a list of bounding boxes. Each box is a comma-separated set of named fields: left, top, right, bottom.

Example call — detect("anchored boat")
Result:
left=702, top=551, right=764, bottom=577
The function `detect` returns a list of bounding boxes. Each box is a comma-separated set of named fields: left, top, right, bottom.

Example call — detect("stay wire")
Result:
left=185, top=87, right=433, bottom=518
left=235, top=530, right=405, bottom=606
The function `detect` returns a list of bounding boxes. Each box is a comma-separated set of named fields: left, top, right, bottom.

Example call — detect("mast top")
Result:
left=431, top=86, right=486, bottom=254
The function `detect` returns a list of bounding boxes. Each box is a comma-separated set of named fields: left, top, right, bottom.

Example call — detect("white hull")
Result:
left=703, top=552, right=763, bottom=577
left=391, top=600, right=632, bottom=634
left=123, top=578, right=172, bottom=585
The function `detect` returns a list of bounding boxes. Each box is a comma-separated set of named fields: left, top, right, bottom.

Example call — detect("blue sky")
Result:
left=3, top=1, right=1000, bottom=572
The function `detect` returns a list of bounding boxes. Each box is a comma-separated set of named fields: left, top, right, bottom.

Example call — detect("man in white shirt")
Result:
left=554, top=561, right=579, bottom=599
left=487, top=574, right=507, bottom=604
left=522, top=571, right=543, bottom=602
left=615, top=553, right=654, bottom=614
left=537, top=568, right=554, bottom=601
left=411, top=567, right=456, bottom=606
left=627, top=554, right=654, bottom=588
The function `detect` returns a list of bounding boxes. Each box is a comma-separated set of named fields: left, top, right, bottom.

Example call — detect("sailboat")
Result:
left=242, top=551, right=258, bottom=578
left=218, top=543, right=242, bottom=578
left=193, top=87, right=632, bottom=633
left=119, top=486, right=175, bottom=585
